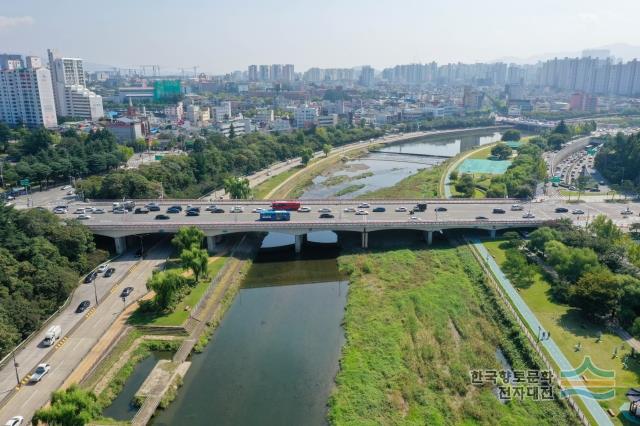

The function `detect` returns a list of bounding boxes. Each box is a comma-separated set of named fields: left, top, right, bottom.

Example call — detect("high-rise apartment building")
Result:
left=47, top=49, right=103, bottom=120
left=259, top=65, right=270, bottom=81
left=0, top=54, right=23, bottom=71
left=359, top=66, right=375, bottom=87
left=0, top=56, right=58, bottom=128
left=283, top=64, right=295, bottom=82
left=248, top=65, right=258, bottom=81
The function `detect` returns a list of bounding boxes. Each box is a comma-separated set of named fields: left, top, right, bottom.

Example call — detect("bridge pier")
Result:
left=206, top=236, right=216, bottom=254
left=424, top=231, right=433, bottom=245
left=295, top=234, right=304, bottom=254
left=489, top=229, right=497, bottom=239
left=114, top=236, right=127, bottom=255
left=361, top=232, right=368, bottom=249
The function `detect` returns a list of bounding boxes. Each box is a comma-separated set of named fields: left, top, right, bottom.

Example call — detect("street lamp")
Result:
left=92, top=276, right=99, bottom=306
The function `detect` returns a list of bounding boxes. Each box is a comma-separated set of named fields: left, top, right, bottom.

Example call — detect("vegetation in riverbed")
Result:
left=329, top=244, right=577, bottom=425
left=252, top=166, right=303, bottom=199
left=334, top=184, right=365, bottom=196
left=360, top=163, right=444, bottom=198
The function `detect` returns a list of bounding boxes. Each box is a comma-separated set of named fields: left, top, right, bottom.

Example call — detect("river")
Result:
left=301, top=129, right=502, bottom=199
left=149, top=128, right=504, bottom=425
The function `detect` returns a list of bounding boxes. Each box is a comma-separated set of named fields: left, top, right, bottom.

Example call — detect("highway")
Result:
left=0, top=241, right=172, bottom=424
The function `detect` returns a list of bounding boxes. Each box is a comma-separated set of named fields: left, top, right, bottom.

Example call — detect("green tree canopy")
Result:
left=180, top=246, right=209, bottom=282
left=569, top=269, right=622, bottom=321
left=32, top=385, right=102, bottom=426
left=223, top=176, right=252, bottom=199
left=172, top=226, right=205, bottom=253
left=491, top=143, right=513, bottom=160
left=501, top=129, right=521, bottom=141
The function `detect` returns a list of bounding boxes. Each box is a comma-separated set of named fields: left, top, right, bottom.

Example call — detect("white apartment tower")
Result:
left=47, top=49, right=104, bottom=121
left=0, top=56, right=58, bottom=128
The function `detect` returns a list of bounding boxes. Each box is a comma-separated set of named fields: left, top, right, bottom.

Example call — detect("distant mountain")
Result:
left=493, top=43, right=640, bottom=64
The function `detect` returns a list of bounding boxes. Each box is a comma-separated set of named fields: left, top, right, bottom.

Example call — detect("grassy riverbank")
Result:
left=360, top=163, right=445, bottom=199
left=329, top=243, right=577, bottom=425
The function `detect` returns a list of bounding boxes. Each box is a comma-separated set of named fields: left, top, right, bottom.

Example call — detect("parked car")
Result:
left=120, top=287, right=134, bottom=297
left=155, top=214, right=170, bottom=220
left=104, top=267, right=115, bottom=278
left=83, top=271, right=97, bottom=283
left=372, top=207, right=386, bottom=212
left=555, top=207, right=569, bottom=213
left=97, top=263, right=109, bottom=273
left=319, top=213, right=335, bottom=219
left=29, top=363, right=50, bottom=383
left=76, top=300, right=91, bottom=313
left=492, top=208, right=506, bottom=214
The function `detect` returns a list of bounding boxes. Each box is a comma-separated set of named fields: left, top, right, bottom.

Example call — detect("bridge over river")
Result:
left=66, top=198, right=637, bottom=253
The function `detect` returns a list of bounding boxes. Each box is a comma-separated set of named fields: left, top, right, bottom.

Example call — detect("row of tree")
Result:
left=78, top=125, right=382, bottom=199
left=0, top=205, right=107, bottom=358
left=503, top=217, right=640, bottom=335
left=0, top=124, right=133, bottom=190
left=595, top=131, right=640, bottom=190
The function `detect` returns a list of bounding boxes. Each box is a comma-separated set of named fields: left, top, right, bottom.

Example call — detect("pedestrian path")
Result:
left=470, top=238, right=614, bottom=426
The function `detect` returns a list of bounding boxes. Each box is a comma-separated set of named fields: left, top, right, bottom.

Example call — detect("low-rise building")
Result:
left=317, top=113, right=338, bottom=127
left=105, top=117, right=144, bottom=142
left=294, top=105, right=318, bottom=128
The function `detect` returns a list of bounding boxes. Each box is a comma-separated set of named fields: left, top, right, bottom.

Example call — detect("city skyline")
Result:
left=3, top=0, right=640, bottom=74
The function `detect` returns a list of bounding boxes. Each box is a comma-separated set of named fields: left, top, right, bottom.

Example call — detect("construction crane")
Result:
left=140, top=65, right=160, bottom=77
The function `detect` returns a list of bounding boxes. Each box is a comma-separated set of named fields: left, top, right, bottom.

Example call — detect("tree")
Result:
left=576, top=175, right=589, bottom=201
left=172, top=226, right=204, bottom=253
left=485, top=182, right=507, bottom=198
left=228, top=123, right=235, bottom=139
left=300, top=148, right=313, bottom=166
left=527, top=227, right=559, bottom=253
left=322, top=144, right=332, bottom=157
left=529, top=136, right=548, bottom=151
left=21, top=128, right=55, bottom=155
left=449, top=170, right=459, bottom=181
left=491, top=143, right=513, bottom=160
left=148, top=270, right=185, bottom=311
left=454, top=173, right=475, bottom=197
left=502, top=250, right=536, bottom=288
left=553, top=120, right=570, bottom=135
left=547, top=133, right=567, bottom=150
left=223, top=176, right=252, bottom=199
left=32, top=385, right=102, bottom=426
left=569, top=269, right=622, bottom=321
left=501, top=129, right=521, bottom=141
left=544, top=240, right=599, bottom=283
left=588, top=215, right=623, bottom=242
left=180, top=246, right=209, bottom=281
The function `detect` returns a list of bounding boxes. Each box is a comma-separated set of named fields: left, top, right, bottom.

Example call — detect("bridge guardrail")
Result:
left=84, top=197, right=530, bottom=205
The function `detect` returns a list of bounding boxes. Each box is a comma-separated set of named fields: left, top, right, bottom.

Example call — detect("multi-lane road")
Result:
left=0, top=241, right=172, bottom=424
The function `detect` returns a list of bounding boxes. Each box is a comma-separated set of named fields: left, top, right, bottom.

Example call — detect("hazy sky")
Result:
left=2, top=0, right=640, bottom=73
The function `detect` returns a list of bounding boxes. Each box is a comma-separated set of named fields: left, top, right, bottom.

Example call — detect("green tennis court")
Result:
left=458, top=159, right=512, bottom=174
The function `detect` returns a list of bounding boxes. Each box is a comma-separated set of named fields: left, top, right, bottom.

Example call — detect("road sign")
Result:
left=19, top=178, right=30, bottom=187
left=550, top=176, right=561, bottom=183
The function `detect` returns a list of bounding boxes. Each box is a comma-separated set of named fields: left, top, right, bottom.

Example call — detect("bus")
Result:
left=259, top=210, right=291, bottom=221
left=271, top=201, right=301, bottom=211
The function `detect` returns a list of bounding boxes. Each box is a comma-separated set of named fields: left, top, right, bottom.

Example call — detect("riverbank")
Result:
left=329, top=242, right=578, bottom=424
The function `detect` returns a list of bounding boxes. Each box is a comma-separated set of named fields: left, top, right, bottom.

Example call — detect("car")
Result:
left=66, top=190, right=75, bottom=196
left=134, top=207, right=149, bottom=214
left=167, top=207, right=181, bottom=214
left=523, top=212, right=536, bottom=219
left=187, top=206, right=201, bottom=213
left=572, top=209, right=585, bottom=215
left=186, top=210, right=200, bottom=216
left=211, top=208, right=225, bottom=213
left=148, top=205, right=161, bottom=211
left=357, top=203, right=370, bottom=209
left=83, top=271, right=97, bottom=283
left=97, top=263, right=109, bottom=273
left=319, top=213, right=335, bottom=219
left=252, top=208, right=265, bottom=213
left=318, top=208, right=332, bottom=213
left=230, top=206, right=244, bottom=213
left=62, top=185, right=72, bottom=190
left=73, top=208, right=85, bottom=214
left=205, top=205, right=218, bottom=211
left=145, top=202, right=159, bottom=208
left=297, top=207, right=311, bottom=212
left=409, top=216, right=421, bottom=221
left=492, top=208, right=506, bottom=214
left=53, top=208, right=66, bottom=214
left=621, top=208, right=633, bottom=215
left=93, top=208, right=105, bottom=214
left=29, top=363, right=50, bottom=383
left=395, top=207, right=407, bottom=212
left=78, top=214, right=91, bottom=220
left=4, top=415, right=24, bottom=426
left=113, top=208, right=127, bottom=214
left=435, top=207, right=447, bottom=212
left=355, top=209, right=369, bottom=215
left=155, top=214, right=170, bottom=220
left=372, top=207, right=386, bottom=212
left=169, top=205, right=183, bottom=212
left=555, top=207, right=569, bottom=213
left=343, top=207, right=356, bottom=212
left=104, top=267, right=115, bottom=278
left=76, top=300, right=91, bottom=313
left=475, top=216, right=488, bottom=220
left=510, top=204, right=524, bottom=211
left=120, top=287, right=134, bottom=297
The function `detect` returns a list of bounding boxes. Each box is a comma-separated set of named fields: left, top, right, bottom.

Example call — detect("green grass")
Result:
left=559, top=190, right=607, bottom=197
left=484, top=240, right=640, bottom=423
left=329, top=244, right=577, bottom=425
left=334, top=184, right=365, bottom=197
left=252, top=166, right=304, bottom=199
left=128, top=257, right=227, bottom=327
left=361, top=163, right=444, bottom=199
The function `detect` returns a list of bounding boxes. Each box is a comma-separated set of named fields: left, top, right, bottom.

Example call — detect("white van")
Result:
left=510, top=204, right=524, bottom=211
left=42, top=325, right=61, bottom=347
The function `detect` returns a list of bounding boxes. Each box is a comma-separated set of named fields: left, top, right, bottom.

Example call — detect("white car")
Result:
left=510, top=204, right=524, bottom=211
left=230, top=206, right=244, bottom=213
left=572, top=209, right=585, bottom=215
left=297, top=207, right=311, bottom=213
left=78, top=214, right=91, bottom=220
left=395, top=207, right=407, bottom=212
left=343, top=207, right=355, bottom=213
left=355, top=209, right=369, bottom=215
left=53, top=208, right=67, bottom=214
left=84, top=206, right=95, bottom=213
left=522, top=212, right=535, bottom=219
left=97, top=263, right=109, bottom=273
left=409, top=216, right=421, bottom=221
left=205, top=205, right=217, bottom=211
left=621, top=208, right=633, bottom=215
left=358, top=203, right=370, bottom=209
left=66, top=190, right=75, bottom=196
left=113, top=208, right=127, bottom=214
left=93, top=208, right=105, bottom=214
left=29, top=363, right=50, bottom=383
left=4, top=416, right=23, bottom=426
left=61, top=185, right=72, bottom=191
left=73, top=208, right=85, bottom=214
left=252, top=208, right=265, bottom=213
left=318, top=208, right=332, bottom=213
